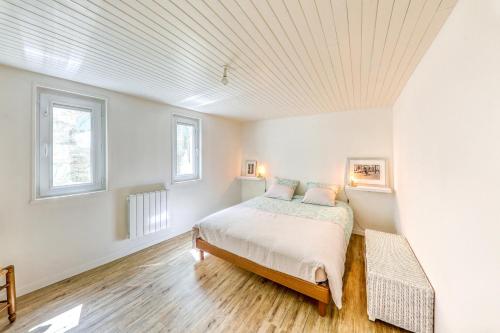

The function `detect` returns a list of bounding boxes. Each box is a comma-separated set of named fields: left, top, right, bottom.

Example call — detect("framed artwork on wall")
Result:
left=244, top=160, right=257, bottom=177
left=347, top=158, right=387, bottom=187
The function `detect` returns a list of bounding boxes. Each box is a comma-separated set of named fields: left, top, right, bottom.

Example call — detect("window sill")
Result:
left=171, top=178, right=202, bottom=186
left=31, top=189, right=108, bottom=204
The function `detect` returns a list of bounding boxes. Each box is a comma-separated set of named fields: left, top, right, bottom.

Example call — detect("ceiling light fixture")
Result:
left=221, top=65, right=229, bottom=85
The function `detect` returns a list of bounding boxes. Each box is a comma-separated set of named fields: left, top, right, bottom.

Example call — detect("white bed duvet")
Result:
left=192, top=195, right=353, bottom=309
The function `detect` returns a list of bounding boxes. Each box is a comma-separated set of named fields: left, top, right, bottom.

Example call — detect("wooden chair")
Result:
left=0, top=266, right=16, bottom=323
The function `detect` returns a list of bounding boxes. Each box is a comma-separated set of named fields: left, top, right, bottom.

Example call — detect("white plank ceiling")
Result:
left=0, top=0, right=456, bottom=120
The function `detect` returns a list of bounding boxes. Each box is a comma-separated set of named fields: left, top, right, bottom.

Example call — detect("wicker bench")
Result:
left=365, top=230, right=434, bottom=333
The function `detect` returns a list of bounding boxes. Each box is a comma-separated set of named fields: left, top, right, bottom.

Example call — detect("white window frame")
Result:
left=35, top=87, right=107, bottom=199
left=172, top=114, right=201, bottom=183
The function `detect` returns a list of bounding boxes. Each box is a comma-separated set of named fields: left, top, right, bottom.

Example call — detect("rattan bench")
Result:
left=365, top=230, right=434, bottom=333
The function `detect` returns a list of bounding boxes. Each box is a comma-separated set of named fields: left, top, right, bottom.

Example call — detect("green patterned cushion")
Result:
left=306, top=182, right=340, bottom=194
left=275, top=177, right=299, bottom=190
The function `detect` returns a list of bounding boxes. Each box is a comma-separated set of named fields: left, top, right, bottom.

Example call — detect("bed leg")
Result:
left=318, top=301, right=327, bottom=316
left=199, top=249, right=204, bottom=260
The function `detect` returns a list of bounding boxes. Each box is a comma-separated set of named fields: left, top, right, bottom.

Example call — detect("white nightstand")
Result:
left=236, top=176, right=266, bottom=201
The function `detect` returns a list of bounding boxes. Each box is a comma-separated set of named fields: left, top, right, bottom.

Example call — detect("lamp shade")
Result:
left=257, top=165, right=266, bottom=177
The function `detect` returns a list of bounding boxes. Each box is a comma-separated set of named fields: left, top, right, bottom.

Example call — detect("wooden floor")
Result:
left=0, top=233, right=405, bottom=333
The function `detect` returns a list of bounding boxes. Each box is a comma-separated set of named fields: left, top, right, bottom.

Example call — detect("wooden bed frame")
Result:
left=196, top=238, right=330, bottom=316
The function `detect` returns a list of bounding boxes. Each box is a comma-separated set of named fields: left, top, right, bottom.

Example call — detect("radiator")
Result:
left=128, top=190, right=167, bottom=239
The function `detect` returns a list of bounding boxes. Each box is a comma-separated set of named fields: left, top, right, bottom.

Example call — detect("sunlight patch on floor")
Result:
left=190, top=248, right=209, bottom=261
left=29, top=304, right=82, bottom=333
left=138, top=262, right=167, bottom=268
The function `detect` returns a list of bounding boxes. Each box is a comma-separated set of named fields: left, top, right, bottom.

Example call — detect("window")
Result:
left=172, top=115, right=201, bottom=183
left=36, top=88, right=106, bottom=198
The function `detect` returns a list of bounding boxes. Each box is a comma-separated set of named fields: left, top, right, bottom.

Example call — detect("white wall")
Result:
left=242, top=108, right=396, bottom=234
left=0, top=65, right=242, bottom=295
left=393, top=1, right=500, bottom=332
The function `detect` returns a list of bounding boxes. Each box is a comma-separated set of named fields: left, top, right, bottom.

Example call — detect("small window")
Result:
left=36, top=88, right=106, bottom=198
left=172, top=115, right=201, bottom=183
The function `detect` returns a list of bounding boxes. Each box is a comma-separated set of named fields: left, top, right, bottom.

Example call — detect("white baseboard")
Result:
left=17, top=227, right=191, bottom=296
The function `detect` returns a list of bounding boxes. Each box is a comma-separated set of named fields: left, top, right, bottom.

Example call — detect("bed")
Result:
left=192, top=195, right=353, bottom=316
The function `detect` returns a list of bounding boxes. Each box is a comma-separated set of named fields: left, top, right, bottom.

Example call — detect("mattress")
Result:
left=193, top=195, right=353, bottom=309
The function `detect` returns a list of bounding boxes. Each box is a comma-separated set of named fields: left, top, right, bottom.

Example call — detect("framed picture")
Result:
left=347, top=158, right=387, bottom=187
left=245, top=160, right=257, bottom=177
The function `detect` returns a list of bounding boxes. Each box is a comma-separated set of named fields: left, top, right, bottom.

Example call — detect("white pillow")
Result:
left=306, top=182, right=340, bottom=194
left=264, top=183, right=295, bottom=201
left=302, top=187, right=337, bottom=206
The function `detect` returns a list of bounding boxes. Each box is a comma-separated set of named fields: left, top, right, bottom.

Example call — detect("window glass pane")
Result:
left=52, top=106, right=92, bottom=186
left=176, top=123, right=195, bottom=176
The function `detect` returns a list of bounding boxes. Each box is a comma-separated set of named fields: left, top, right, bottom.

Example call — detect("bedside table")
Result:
left=236, top=176, right=266, bottom=201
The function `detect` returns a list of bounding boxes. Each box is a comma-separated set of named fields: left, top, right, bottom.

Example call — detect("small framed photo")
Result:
left=347, top=158, right=387, bottom=187
left=244, top=160, right=257, bottom=177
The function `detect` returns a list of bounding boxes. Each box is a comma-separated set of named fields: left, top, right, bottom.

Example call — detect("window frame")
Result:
left=34, top=87, right=107, bottom=199
left=171, top=114, right=201, bottom=184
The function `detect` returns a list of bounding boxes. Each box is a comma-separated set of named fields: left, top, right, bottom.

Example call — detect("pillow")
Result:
left=306, top=182, right=340, bottom=194
left=264, top=177, right=300, bottom=201
left=302, top=187, right=337, bottom=206
left=275, top=177, right=300, bottom=191
left=264, top=183, right=295, bottom=201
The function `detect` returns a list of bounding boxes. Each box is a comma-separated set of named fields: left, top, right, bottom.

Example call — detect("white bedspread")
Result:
left=193, top=196, right=353, bottom=309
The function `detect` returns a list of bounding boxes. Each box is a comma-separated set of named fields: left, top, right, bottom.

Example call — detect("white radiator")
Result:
left=128, top=190, right=167, bottom=239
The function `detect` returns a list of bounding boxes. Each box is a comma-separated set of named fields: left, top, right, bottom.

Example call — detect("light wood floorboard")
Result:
left=0, top=233, right=406, bottom=332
